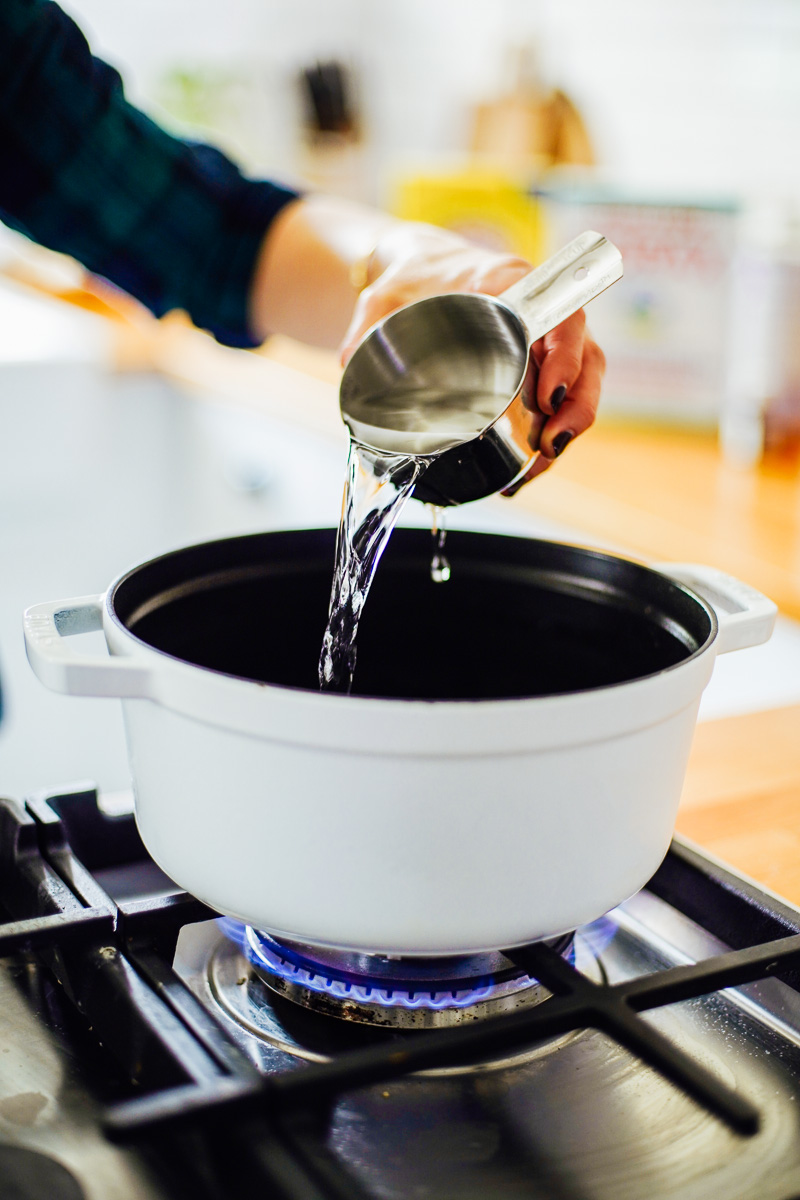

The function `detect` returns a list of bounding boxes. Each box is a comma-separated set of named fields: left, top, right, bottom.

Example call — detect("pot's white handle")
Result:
left=662, top=564, right=777, bottom=654
left=23, top=595, right=152, bottom=698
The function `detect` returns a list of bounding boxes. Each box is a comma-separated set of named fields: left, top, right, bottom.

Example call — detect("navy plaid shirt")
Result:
left=0, top=0, right=299, bottom=347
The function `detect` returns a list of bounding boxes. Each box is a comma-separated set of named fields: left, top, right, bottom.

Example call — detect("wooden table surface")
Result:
left=677, top=703, right=800, bottom=905
left=514, top=418, right=800, bottom=625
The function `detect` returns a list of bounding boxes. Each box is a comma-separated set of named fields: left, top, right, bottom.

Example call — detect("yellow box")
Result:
left=392, top=169, right=544, bottom=265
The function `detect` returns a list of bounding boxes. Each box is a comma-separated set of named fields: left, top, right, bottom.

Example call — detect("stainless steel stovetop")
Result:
left=2, top=783, right=800, bottom=1200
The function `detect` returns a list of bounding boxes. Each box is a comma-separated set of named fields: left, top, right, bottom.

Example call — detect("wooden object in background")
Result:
left=471, top=88, right=594, bottom=168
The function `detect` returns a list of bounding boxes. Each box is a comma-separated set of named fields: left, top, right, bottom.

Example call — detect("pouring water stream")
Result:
left=318, top=442, right=432, bottom=692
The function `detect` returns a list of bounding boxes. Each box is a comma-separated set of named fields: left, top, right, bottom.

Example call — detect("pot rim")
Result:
left=101, top=529, right=721, bottom=755
left=107, top=527, right=720, bottom=703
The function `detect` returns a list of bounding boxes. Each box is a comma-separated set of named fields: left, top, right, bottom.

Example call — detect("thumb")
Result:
left=339, top=292, right=379, bottom=365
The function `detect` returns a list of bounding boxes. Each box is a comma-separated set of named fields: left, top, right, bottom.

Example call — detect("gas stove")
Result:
left=2, top=784, right=800, bottom=1199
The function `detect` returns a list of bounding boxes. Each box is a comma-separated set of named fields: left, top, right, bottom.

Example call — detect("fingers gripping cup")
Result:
left=339, top=230, right=623, bottom=506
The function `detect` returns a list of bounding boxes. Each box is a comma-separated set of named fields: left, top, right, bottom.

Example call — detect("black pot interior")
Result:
left=111, top=529, right=715, bottom=701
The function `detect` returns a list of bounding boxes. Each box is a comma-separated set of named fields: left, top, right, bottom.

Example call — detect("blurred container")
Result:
left=541, top=185, right=739, bottom=427
left=764, top=247, right=800, bottom=449
left=392, top=168, right=545, bottom=263
left=703, top=203, right=800, bottom=465
left=296, top=60, right=370, bottom=203
left=297, top=132, right=369, bottom=203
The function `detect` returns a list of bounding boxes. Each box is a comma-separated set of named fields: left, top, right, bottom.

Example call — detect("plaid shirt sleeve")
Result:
left=0, top=0, right=300, bottom=347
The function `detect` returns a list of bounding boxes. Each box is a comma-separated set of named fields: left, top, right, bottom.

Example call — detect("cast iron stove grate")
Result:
left=2, top=784, right=800, bottom=1199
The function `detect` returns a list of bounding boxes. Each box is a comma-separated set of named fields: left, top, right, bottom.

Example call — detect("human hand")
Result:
left=339, top=223, right=605, bottom=494
left=500, top=311, right=606, bottom=496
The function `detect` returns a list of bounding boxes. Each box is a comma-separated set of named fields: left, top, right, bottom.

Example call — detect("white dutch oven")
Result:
left=23, top=529, right=776, bottom=956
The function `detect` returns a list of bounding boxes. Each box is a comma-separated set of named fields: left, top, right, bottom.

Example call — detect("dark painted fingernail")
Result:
left=501, top=474, right=528, bottom=498
left=550, top=384, right=567, bottom=413
left=552, top=430, right=573, bottom=457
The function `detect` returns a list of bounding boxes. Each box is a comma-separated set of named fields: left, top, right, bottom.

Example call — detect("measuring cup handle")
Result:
left=499, top=231, right=623, bottom=345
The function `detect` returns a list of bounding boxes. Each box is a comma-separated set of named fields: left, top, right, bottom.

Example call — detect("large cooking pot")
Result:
left=23, top=528, right=775, bottom=955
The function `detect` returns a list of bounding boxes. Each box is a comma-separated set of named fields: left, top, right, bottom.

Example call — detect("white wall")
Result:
left=59, top=0, right=800, bottom=209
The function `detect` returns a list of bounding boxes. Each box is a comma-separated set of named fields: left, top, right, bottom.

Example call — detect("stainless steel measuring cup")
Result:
left=339, top=229, right=623, bottom=506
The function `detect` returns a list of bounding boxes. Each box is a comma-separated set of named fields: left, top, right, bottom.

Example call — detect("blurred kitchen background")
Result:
left=5, top=0, right=800, bottom=891
left=24, top=0, right=800, bottom=449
